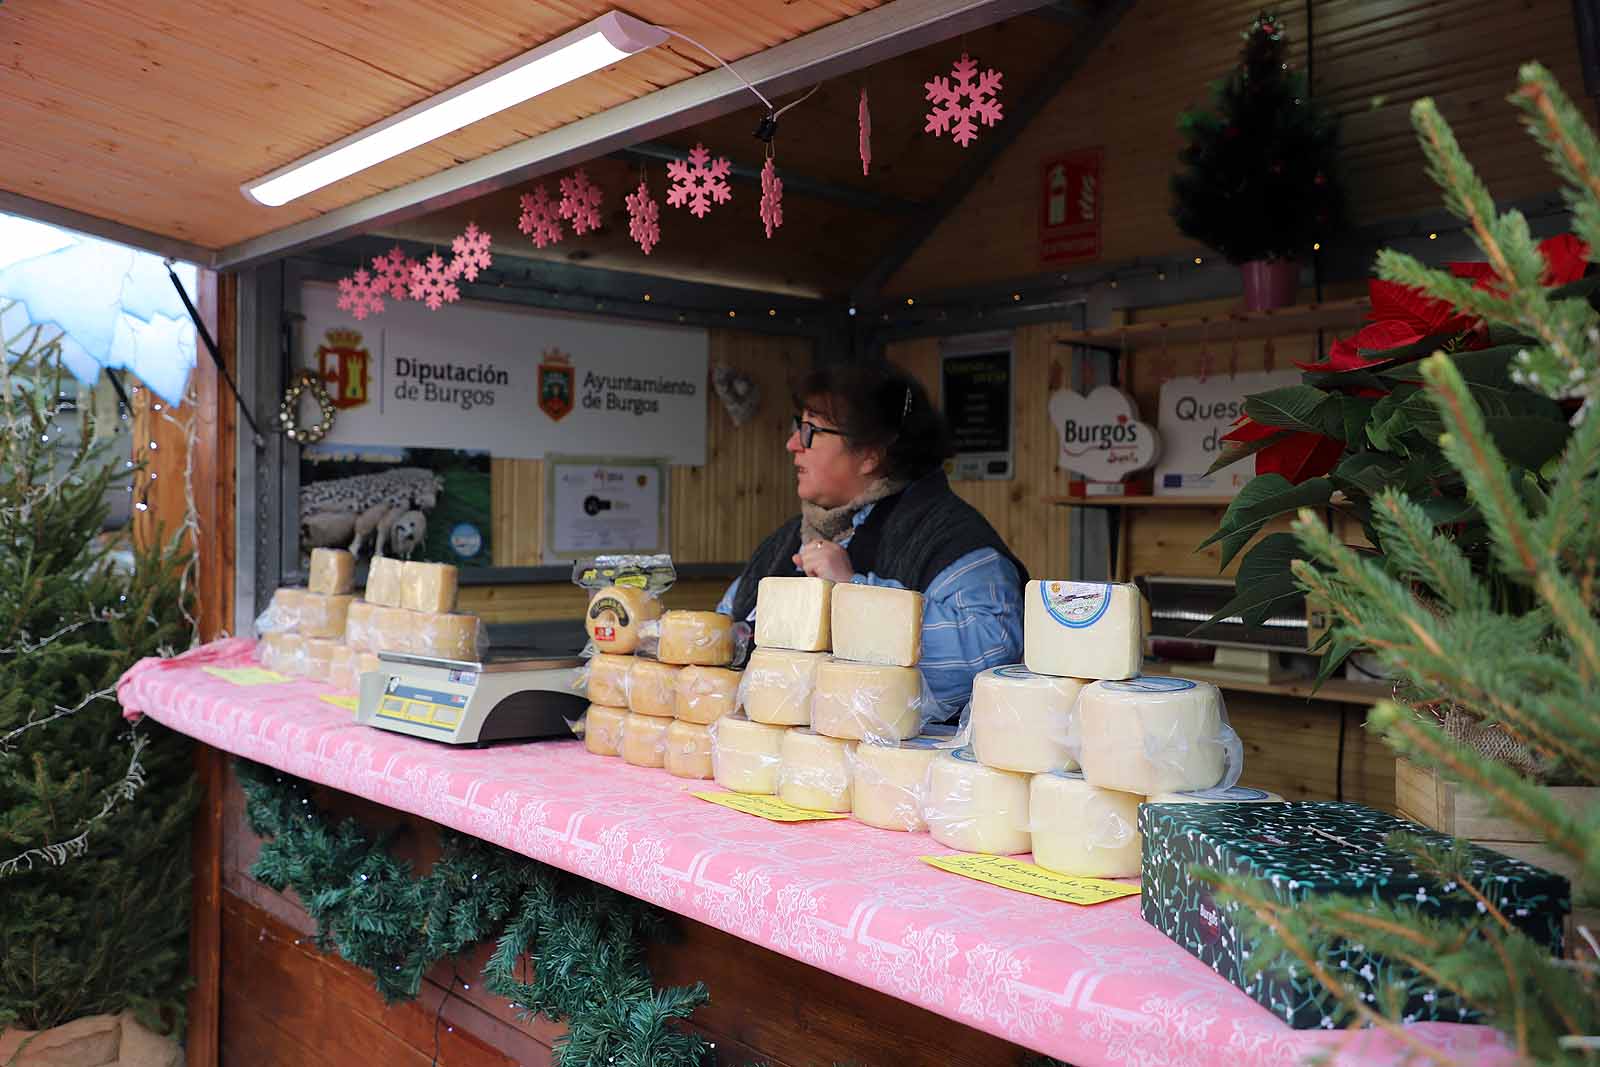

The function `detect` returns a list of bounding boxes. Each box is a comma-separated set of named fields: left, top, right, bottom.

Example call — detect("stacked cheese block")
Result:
left=257, top=549, right=483, bottom=692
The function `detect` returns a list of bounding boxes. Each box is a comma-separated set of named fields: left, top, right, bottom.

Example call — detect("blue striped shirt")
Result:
left=717, top=504, right=1023, bottom=717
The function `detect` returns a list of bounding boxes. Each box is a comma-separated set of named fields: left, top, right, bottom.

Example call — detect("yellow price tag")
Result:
left=692, top=791, right=850, bottom=823
left=203, top=666, right=290, bottom=686
left=319, top=694, right=359, bottom=711
left=919, top=854, right=1140, bottom=906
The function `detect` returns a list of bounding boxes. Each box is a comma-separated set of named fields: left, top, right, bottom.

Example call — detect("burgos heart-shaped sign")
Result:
left=1048, top=385, right=1161, bottom=480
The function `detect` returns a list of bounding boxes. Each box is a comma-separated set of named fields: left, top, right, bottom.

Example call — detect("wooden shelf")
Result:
left=1054, top=296, right=1370, bottom=350
left=1045, top=494, right=1236, bottom=508
left=1143, top=659, right=1391, bottom=706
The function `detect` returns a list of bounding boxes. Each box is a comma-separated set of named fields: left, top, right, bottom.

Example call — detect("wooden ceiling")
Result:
left=0, top=0, right=895, bottom=251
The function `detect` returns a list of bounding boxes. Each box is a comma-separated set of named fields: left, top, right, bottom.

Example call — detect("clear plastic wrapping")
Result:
left=810, top=659, right=937, bottom=743
left=258, top=631, right=307, bottom=675
left=777, top=729, right=856, bottom=812
left=1070, top=676, right=1243, bottom=795
left=343, top=600, right=379, bottom=652
left=675, top=665, right=740, bottom=724
left=580, top=652, right=633, bottom=708
left=1028, top=770, right=1142, bottom=878
left=303, top=637, right=340, bottom=682
left=400, top=560, right=459, bottom=614
left=710, top=715, right=787, bottom=795
left=655, top=610, right=736, bottom=666
left=574, top=556, right=676, bottom=655
left=626, top=658, right=680, bottom=717
left=328, top=644, right=357, bottom=691
left=924, top=747, right=1032, bottom=855
left=366, top=607, right=486, bottom=661
left=365, top=557, right=406, bottom=608
left=664, top=720, right=714, bottom=779
left=850, top=735, right=951, bottom=832
left=738, top=647, right=826, bottom=725
left=298, top=593, right=355, bottom=639
left=619, top=712, right=670, bottom=767
left=256, top=587, right=309, bottom=635
left=582, top=704, right=628, bottom=757
left=967, top=665, right=1085, bottom=774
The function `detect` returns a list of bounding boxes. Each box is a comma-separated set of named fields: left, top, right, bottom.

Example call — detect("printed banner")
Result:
left=301, top=282, right=709, bottom=465
left=1152, top=370, right=1301, bottom=496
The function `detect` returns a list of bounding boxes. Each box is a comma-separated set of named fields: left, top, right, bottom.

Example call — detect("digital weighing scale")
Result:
left=355, top=650, right=587, bottom=745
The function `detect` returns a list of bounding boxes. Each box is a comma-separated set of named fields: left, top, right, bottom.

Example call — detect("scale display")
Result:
left=356, top=652, right=585, bottom=745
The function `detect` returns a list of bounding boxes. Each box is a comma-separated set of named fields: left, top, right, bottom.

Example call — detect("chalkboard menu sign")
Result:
left=941, top=347, right=1013, bottom=481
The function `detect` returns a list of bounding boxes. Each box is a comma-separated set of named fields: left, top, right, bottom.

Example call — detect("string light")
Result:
left=1313, top=242, right=1321, bottom=251
left=642, top=293, right=652, bottom=302
left=905, top=297, right=915, bottom=306
left=1193, top=257, right=1203, bottom=265
left=1429, top=232, right=1438, bottom=240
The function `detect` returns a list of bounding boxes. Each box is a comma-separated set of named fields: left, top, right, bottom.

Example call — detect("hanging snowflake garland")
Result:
left=371, top=245, right=419, bottom=302
left=517, top=186, right=565, bottom=249
left=557, top=169, right=605, bottom=235
left=859, top=89, right=872, bottom=176
left=666, top=144, right=733, bottom=218
left=924, top=52, right=1004, bottom=148
left=448, top=222, right=493, bottom=282
left=625, top=179, right=661, bottom=255
left=759, top=157, right=783, bottom=239
left=408, top=253, right=460, bottom=311
left=336, top=268, right=385, bottom=321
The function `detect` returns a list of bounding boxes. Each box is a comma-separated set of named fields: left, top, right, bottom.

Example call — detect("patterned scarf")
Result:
left=798, top=477, right=908, bottom=546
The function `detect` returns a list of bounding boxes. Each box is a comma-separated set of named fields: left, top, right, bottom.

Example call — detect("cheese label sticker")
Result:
left=1040, top=581, right=1111, bottom=628
left=692, top=791, right=850, bottom=822
left=203, top=666, right=290, bottom=686
left=1101, top=675, right=1196, bottom=693
left=319, top=694, right=359, bottom=711
left=920, top=853, right=1141, bottom=906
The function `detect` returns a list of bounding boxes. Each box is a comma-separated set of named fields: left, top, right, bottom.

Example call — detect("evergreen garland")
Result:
left=235, top=759, right=713, bottom=1067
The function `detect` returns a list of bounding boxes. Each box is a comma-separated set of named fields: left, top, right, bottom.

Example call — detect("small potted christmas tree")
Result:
left=1171, top=11, right=1344, bottom=310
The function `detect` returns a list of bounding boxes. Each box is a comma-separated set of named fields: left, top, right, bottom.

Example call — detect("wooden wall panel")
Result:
left=1230, top=694, right=1395, bottom=809
left=886, top=0, right=1584, bottom=296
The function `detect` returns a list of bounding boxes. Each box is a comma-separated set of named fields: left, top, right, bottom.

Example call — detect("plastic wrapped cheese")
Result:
left=778, top=729, right=856, bottom=812
left=299, top=594, right=354, bottom=639
left=353, top=652, right=383, bottom=689
left=1145, top=785, right=1285, bottom=805
left=1024, top=580, right=1143, bottom=681
left=304, top=637, right=340, bottom=682
left=675, top=665, right=740, bottom=724
left=343, top=600, right=378, bottom=652
left=586, top=585, right=662, bottom=654
left=1074, top=676, right=1241, bottom=795
left=412, top=612, right=483, bottom=661
left=739, top=647, right=825, bottom=725
left=1029, top=770, right=1143, bottom=878
left=810, top=659, right=926, bottom=742
left=585, top=653, right=633, bottom=708
left=925, top=747, right=1032, bottom=855
left=664, top=720, right=715, bottom=779
left=657, top=611, right=734, bottom=666
left=851, top=735, right=948, bottom=832
left=262, top=587, right=308, bottom=632
left=620, top=712, right=671, bottom=767
left=754, top=576, right=833, bottom=652
left=308, top=547, right=355, bottom=596
left=365, top=557, right=405, bottom=608
left=830, top=584, right=924, bottom=666
left=329, top=644, right=357, bottom=691
left=258, top=630, right=303, bottom=674
left=370, top=607, right=414, bottom=654
left=583, top=704, right=627, bottom=757
left=401, top=561, right=458, bottom=614
left=710, top=715, right=787, bottom=795
left=969, top=665, right=1085, bottom=773
left=626, top=658, right=681, bottom=718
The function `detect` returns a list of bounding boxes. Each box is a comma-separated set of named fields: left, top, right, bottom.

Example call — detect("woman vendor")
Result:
left=718, top=363, right=1026, bottom=715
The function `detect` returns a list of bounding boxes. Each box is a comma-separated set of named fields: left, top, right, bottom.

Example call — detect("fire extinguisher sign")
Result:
left=1039, top=148, right=1104, bottom=266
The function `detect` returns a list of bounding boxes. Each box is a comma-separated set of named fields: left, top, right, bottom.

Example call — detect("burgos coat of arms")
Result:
left=316, top=328, right=372, bottom=410
left=538, top=348, right=575, bottom=421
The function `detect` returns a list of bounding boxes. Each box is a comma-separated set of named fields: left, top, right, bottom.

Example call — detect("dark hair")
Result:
left=793, top=364, right=953, bottom=482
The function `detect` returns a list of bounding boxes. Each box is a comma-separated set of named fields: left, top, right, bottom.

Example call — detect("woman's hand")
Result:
left=792, top=540, right=855, bottom=584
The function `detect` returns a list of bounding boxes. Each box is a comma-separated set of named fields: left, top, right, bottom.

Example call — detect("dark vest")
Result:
left=728, top=471, right=1028, bottom=625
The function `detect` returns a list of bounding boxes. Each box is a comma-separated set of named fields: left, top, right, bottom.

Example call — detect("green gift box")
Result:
left=1138, top=800, right=1570, bottom=1029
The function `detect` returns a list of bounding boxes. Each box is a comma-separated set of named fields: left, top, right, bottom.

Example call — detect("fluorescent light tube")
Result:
left=243, top=11, right=667, bottom=207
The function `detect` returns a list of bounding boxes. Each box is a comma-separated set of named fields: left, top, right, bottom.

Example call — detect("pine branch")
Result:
left=1513, top=63, right=1600, bottom=254
left=1369, top=491, right=1489, bottom=612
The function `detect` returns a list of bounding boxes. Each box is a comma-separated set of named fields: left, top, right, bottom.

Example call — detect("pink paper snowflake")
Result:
left=759, top=158, right=783, bottom=239
left=625, top=179, right=661, bottom=255
left=408, top=253, right=460, bottom=311
left=859, top=89, right=872, bottom=176
left=666, top=144, right=732, bottom=218
left=370, top=245, right=419, bottom=302
left=924, top=52, right=1004, bottom=148
left=557, top=169, right=604, bottom=235
left=448, top=222, right=492, bottom=282
left=336, top=268, right=384, bottom=321
left=517, top=186, right=565, bottom=249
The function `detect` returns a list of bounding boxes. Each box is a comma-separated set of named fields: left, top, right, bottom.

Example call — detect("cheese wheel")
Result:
left=778, top=729, right=856, bottom=812
left=741, top=647, right=825, bottom=725
left=586, top=585, right=662, bottom=654
left=1077, top=677, right=1229, bottom=795
left=371, top=607, right=415, bottom=654
left=1029, top=771, right=1143, bottom=878
left=664, top=721, right=715, bottom=779
left=1024, top=580, right=1143, bottom=681
left=620, top=712, right=670, bottom=767
left=851, top=736, right=948, bottom=832
left=810, top=659, right=923, bottom=742
left=1145, top=786, right=1285, bottom=805
left=343, top=600, right=379, bottom=652
left=304, top=637, right=340, bottom=682
left=754, top=577, right=833, bottom=651
left=925, top=748, right=1032, bottom=855
left=309, top=548, right=356, bottom=596
left=583, top=704, right=627, bottom=757
left=365, top=557, right=405, bottom=608
left=970, top=665, right=1085, bottom=773
left=711, top=716, right=787, bottom=794
left=657, top=611, right=734, bottom=666
left=264, top=587, right=308, bottom=633
left=675, top=666, right=740, bottom=724
left=627, top=659, right=681, bottom=718
left=586, top=653, right=633, bottom=708
left=830, top=584, right=924, bottom=666
left=299, top=593, right=354, bottom=639
left=413, top=612, right=482, bottom=661
left=329, top=644, right=357, bottom=691
left=401, top=561, right=459, bottom=614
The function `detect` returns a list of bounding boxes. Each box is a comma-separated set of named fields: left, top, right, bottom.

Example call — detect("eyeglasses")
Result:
left=791, top=415, right=847, bottom=449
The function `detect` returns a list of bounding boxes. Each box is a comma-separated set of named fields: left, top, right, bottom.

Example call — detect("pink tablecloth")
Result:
left=119, top=640, right=1509, bottom=1067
